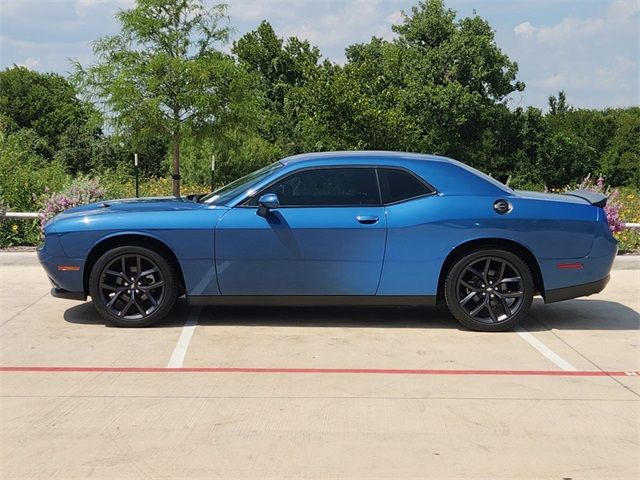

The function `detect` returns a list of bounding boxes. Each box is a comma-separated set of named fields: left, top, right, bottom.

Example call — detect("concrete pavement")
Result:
left=0, top=260, right=638, bottom=479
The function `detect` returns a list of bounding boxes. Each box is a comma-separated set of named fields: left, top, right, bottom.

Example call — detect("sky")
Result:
left=0, top=0, right=638, bottom=110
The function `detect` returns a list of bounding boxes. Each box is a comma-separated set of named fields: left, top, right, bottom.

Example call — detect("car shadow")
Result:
left=63, top=297, right=639, bottom=331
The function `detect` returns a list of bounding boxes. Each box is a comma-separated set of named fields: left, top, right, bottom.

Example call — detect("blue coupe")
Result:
left=38, top=151, right=617, bottom=331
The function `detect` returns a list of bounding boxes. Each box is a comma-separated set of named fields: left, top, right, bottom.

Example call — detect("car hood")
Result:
left=50, top=197, right=212, bottom=222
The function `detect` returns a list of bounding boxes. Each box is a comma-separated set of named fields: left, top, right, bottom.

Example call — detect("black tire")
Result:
left=89, top=245, right=178, bottom=327
left=444, top=248, right=534, bottom=332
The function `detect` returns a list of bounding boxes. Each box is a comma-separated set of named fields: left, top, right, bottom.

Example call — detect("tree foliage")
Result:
left=1, top=0, right=639, bottom=198
left=73, top=0, right=260, bottom=196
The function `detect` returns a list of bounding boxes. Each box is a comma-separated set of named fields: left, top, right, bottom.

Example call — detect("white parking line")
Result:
left=167, top=307, right=201, bottom=368
left=514, top=326, right=578, bottom=371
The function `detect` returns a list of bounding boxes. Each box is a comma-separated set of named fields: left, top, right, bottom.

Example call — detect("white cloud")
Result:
left=608, top=0, right=640, bottom=22
left=514, top=0, right=638, bottom=43
left=74, top=0, right=134, bottom=17
left=387, top=10, right=403, bottom=25
left=514, top=16, right=605, bottom=42
left=514, top=21, right=535, bottom=38
left=16, top=57, right=40, bottom=69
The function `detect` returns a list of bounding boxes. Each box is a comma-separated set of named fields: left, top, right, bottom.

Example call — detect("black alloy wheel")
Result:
left=444, top=249, right=534, bottom=331
left=89, top=246, right=177, bottom=327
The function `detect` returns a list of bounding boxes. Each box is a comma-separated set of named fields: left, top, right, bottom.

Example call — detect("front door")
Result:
left=215, top=167, right=387, bottom=295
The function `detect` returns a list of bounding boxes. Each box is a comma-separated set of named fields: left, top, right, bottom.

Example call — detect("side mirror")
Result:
left=257, top=193, right=279, bottom=217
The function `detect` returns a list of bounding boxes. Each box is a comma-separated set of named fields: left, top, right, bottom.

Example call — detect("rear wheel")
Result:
left=444, top=249, right=534, bottom=332
left=89, top=246, right=177, bottom=327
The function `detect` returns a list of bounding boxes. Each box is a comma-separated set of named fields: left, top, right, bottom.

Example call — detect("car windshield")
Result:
left=200, top=162, right=283, bottom=205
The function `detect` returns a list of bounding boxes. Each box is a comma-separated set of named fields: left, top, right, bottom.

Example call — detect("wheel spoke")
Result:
left=119, top=297, right=134, bottom=317
left=132, top=296, right=145, bottom=316
left=459, top=291, right=478, bottom=306
left=467, top=267, right=484, bottom=282
left=460, top=279, right=481, bottom=292
left=100, top=283, right=125, bottom=292
left=469, top=298, right=488, bottom=317
left=146, top=292, right=159, bottom=308
left=499, top=291, right=523, bottom=299
left=107, top=290, right=124, bottom=308
left=121, top=256, right=127, bottom=277
left=139, top=267, right=159, bottom=277
left=496, top=294, right=512, bottom=317
left=136, top=255, right=142, bottom=278
left=497, top=261, right=506, bottom=282
left=483, top=258, right=491, bottom=282
left=486, top=302, right=498, bottom=323
left=496, top=276, right=521, bottom=285
left=104, top=269, right=128, bottom=282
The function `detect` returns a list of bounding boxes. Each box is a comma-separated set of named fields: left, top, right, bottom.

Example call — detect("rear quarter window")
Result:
left=378, top=168, right=434, bottom=203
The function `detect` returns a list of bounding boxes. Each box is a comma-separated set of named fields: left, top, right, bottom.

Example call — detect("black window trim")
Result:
left=237, top=164, right=438, bottom=209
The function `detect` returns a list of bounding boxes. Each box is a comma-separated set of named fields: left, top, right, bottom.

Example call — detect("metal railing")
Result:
left=3, top=212, right=39, bottom=219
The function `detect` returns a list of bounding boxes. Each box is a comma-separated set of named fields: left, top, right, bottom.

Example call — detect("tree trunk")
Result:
left=171, top=131, right=181, bottom=197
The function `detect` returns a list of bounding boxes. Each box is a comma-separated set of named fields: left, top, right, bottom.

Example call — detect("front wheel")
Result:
left=89, top=246, right=178, bottom=327
left=444, top=249, right=534, bottom=332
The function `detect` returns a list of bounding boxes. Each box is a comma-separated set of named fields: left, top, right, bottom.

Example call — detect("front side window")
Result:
left=253, top=167, right=380, bottom=206
left=378, top=168, right=433, bottom=203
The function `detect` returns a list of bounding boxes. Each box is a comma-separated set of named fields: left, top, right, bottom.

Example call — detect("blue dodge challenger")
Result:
left=38, top=151, right=617, bottom=331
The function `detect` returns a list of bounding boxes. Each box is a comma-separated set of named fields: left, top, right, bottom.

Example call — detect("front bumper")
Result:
left=38, top=238, right=85, bottom=296
left=544, top=275, right=610, bottom=304
left=51, top=287, right=86, bottom=301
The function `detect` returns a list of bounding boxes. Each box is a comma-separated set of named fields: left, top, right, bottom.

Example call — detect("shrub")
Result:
left=39, top=176, right=106, bottom=232
left=615, top=188, right=640, bottom=252
left=574, top=175, right=625, bottom=233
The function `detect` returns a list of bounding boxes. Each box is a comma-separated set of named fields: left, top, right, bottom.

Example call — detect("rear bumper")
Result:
left=544, top=275, right=610, bottom=304
left=51, top=287, right=86, bottom=301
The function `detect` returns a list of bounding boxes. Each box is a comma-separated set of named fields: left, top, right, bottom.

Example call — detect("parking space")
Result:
left=1, top=257, right=639, bottom=479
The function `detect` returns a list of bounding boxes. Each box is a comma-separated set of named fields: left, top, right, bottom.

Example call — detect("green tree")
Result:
left=0, top=66, right=97, bottom=160
left=74, top=0, right=257, bottom=196
left=281, top=0, right=524, bottom=174
left=0, top=67, right=91, bottom=143
left=233, top=21, right=322, bottom=154
left=537, top=132, right=597, bottom=189
left=600, top=108, right=640, bottom=187
left=548, top=90, right=570, bottom=115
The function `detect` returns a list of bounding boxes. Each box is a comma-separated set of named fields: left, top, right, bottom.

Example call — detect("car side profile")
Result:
left=38, top=151, right=617, bottom=331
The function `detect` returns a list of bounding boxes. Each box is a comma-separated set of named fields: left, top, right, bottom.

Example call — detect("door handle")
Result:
left=356, top=215, right=379, bottom=225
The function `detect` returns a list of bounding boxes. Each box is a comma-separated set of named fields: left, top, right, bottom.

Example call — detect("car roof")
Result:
left=279, top=150, right=452, bottom=166
left=277, top=150, right=513, bottom=196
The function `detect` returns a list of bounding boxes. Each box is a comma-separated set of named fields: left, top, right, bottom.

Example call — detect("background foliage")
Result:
left=0, top=0, right=638, bottom=250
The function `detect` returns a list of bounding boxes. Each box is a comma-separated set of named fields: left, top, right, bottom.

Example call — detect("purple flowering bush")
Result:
left=573, top=175, right=625, bottom=233
left=39, top=176, right=106, bottom=233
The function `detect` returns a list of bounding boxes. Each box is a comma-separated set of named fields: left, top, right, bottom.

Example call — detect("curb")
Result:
left=1, top=251, right=638, bottom=270
left=0, top=252, right=39, bottom=266
left=612, top=255, right=640, bottom=270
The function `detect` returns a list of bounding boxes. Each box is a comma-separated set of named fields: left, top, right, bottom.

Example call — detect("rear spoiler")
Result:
left=564, top=189, right=607, bottom=208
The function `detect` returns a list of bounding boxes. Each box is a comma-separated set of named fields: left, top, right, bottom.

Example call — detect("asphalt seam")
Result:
left=0, top=291, right=49, bottom=328
left=536, top=317, right=640, bottom=399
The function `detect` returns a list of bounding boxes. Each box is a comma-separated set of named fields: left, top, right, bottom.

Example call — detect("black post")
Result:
left=134, top=153, right=139, bottom=198
left=211, top=154, right=215, bottom=192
